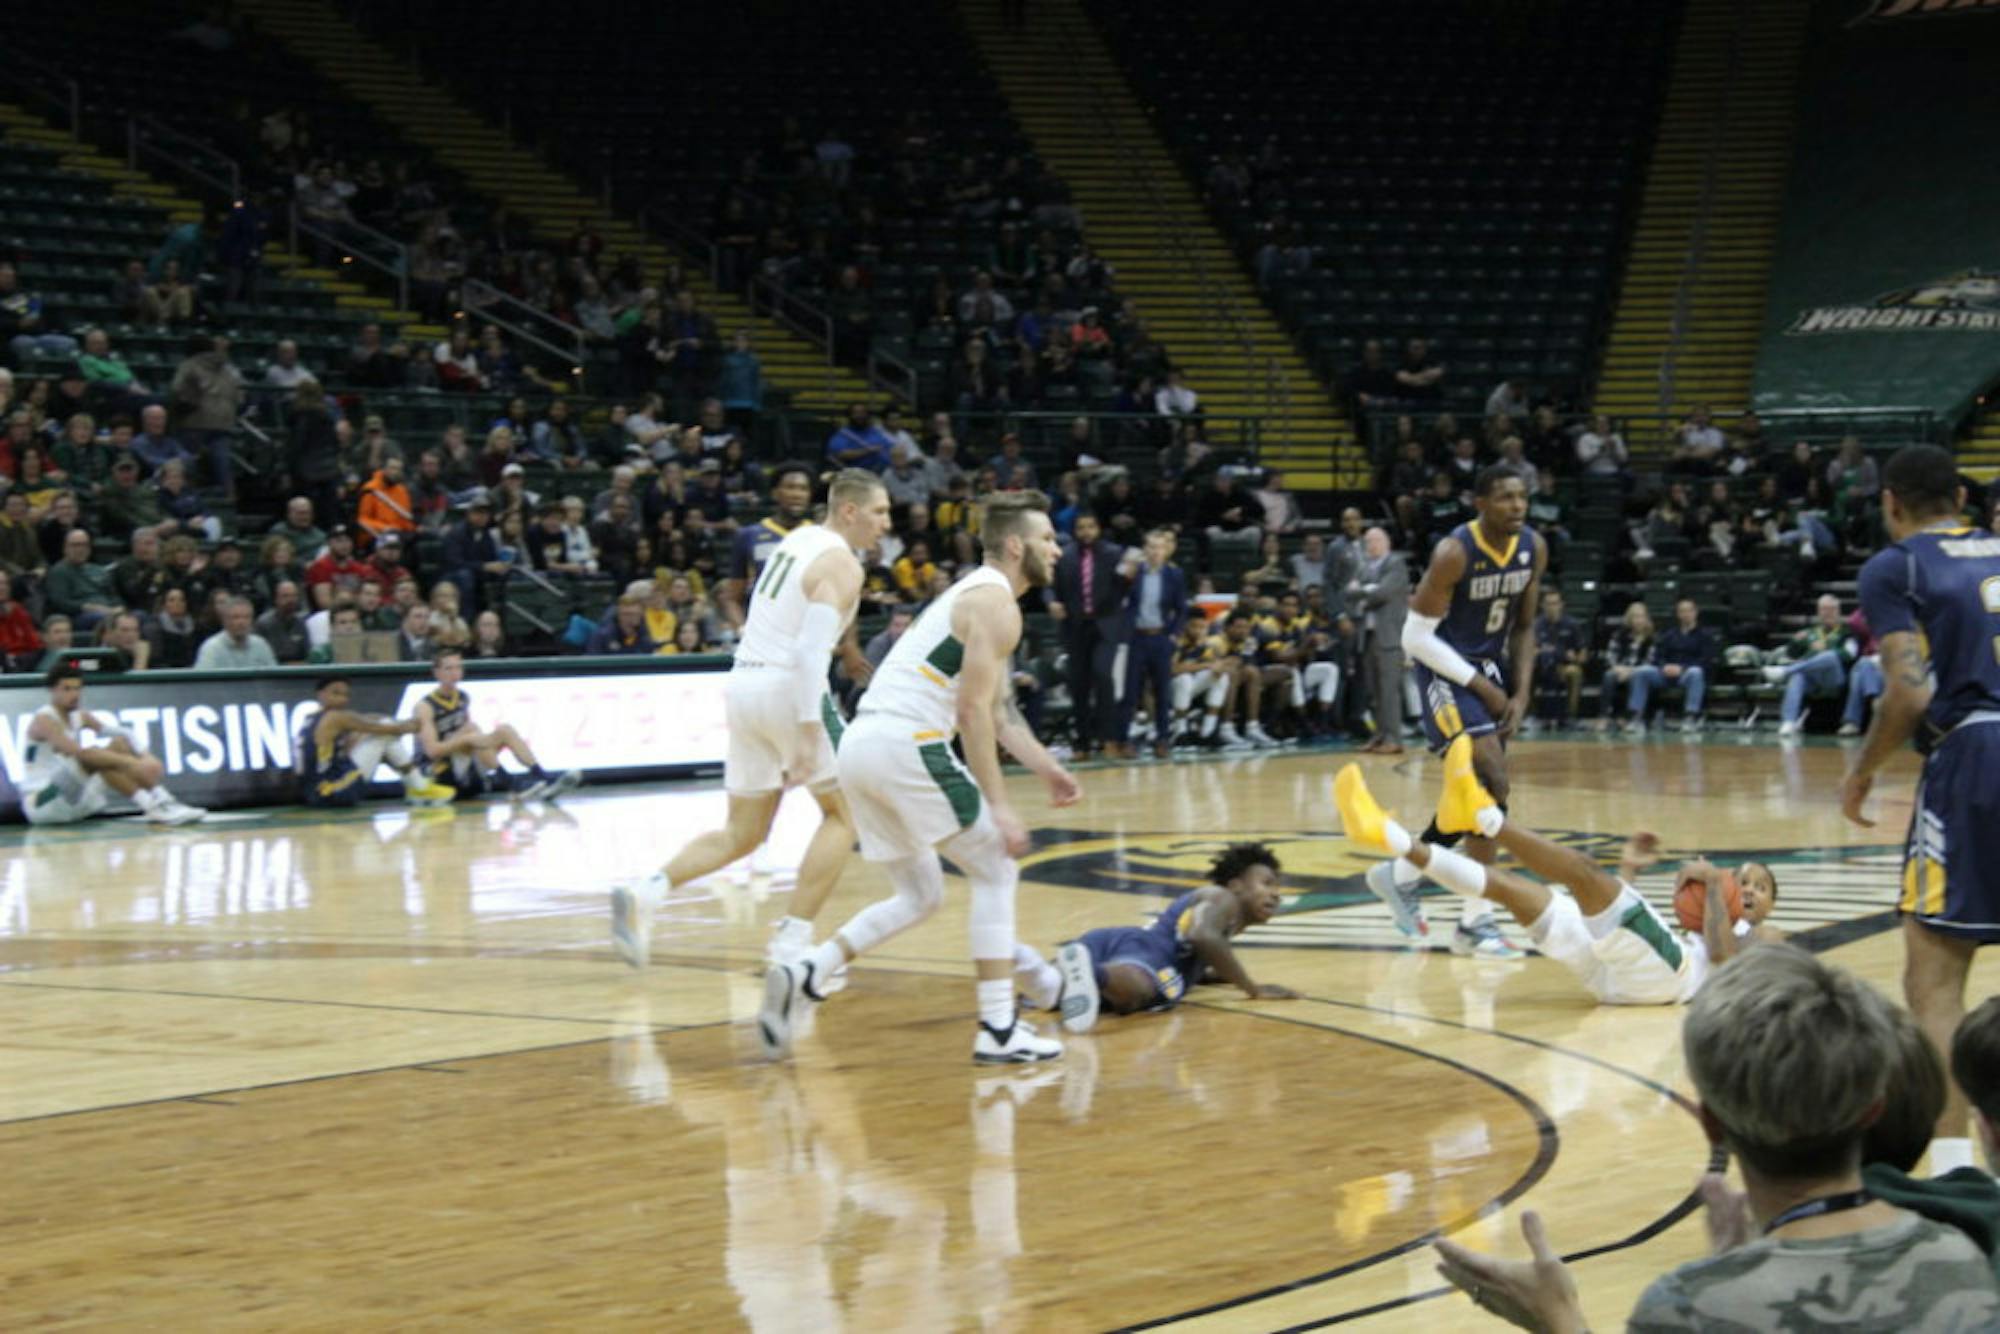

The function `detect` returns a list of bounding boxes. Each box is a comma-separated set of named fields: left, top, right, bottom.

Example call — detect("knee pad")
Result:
left=948, top=820, right=1019, bottom=960
left=886, top=851, right=945, bottom=919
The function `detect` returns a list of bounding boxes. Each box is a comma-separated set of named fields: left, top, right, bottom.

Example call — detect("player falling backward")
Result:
left=609, top=469, right=893, bottom=970
left=1338, top=735, right=1784, bottom=1003
left=759, top=491, right=1083, bottom=1064
left=21, top=661, right=206, bottom=825
left=1368, top=463, right=1545, bottom=959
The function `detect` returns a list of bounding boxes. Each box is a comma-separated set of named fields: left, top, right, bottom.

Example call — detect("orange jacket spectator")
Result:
left=357, top=459, right=418, bottom=544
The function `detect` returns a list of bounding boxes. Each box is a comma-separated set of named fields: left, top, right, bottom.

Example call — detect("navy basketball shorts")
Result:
left=1414, top=658, right=1510, bottom=756
left=1902, top=720, right=2000, bottom=943
left=1075, top=925, right=1187, bottom=1011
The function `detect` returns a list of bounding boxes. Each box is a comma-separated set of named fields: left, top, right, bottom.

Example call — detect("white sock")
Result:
left=1379, top=817, right=1414, bottom=858
left=634, top=872, right=671, bottom=914
left=1932, top=1137, right=1977, bottom=1174
left=1460, top=892, right=1495, bottom=927
left=977, top=978, right=1016, bottom=1032
left=1424, top=848, right=1491, bottom=900
left=806, top=939, right=846, bottom=983
left=1475, top=805, right=1505, bottom=839
left=1012, top=943, right=1061, bottom=1011
left=134, top=787, right=163, bottom=809
left=1389, top=854, right=1424, bottom=887
left=1202, top=712, right=1219, bottom=737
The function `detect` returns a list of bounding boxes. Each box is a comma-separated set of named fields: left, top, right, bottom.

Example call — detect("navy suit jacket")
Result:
left=1123, top=561, right=1188, bottom=639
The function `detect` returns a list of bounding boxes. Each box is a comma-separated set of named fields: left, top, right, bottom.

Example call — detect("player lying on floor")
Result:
left=1336, top=734, right=1784, bottom=1004
left=1011, top=841, right=1298, bottom=1034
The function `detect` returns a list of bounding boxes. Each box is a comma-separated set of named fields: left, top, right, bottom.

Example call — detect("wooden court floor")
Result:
left=5, top=737, right=1996, bottom=1330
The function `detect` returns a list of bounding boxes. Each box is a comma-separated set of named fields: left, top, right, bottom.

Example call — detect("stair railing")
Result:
left=289, top=202, right=411, bottom=314
left=1053, top=6, right=1290, bottom=469
left=1660, top=5, right=1753, bottom=417
left=0, top=61, right=81, bottom=140
left=462, top=278, right=590, bottom=381
left=127, top=116, right=240, bottom=202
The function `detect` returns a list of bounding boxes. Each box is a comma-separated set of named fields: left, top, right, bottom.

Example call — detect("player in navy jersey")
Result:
left=717, top=461, right=815, bottom=628
left=1010, top=842, right=1296, bottom=1033
left=1844, top=444, right=2000, bottom=1173
left=1367, top=464, right=1546, bottom=958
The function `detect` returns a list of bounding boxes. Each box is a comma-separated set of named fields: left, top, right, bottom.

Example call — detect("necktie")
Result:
left=1081, top=548, right=1095, bottom=617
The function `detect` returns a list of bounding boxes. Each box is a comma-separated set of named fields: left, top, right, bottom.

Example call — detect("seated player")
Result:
left=1011, top=842, right=1298, bottom=1033
left=1168, top=616, right=1233, bottom=746
left=21, top=661, right=205, bottom=825
left=1336, top=735, right=1783, bottom=1004
left=414, top=648, right=580, bottom=801
left=296, top=676, right=457, bottom=808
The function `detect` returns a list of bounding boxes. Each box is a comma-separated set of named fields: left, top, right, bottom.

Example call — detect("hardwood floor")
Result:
left=1, top=737, right=1988, bottom=1329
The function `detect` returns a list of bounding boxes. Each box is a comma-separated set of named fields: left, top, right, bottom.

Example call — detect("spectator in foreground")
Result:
left=1434, top=945, right=1999, bottom=1329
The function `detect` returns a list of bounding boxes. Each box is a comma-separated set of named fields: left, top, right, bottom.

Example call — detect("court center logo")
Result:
left=1788, top=269, right=2000, bottom=334
left=1022, top=829, right=1907, bottom=951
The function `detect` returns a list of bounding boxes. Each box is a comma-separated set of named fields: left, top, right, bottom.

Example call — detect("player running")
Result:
left=610, top=468, right=892, bottom=969
left=413, top=648, right=580, bottom=801
left=1842, top=443, right=2000, bottom=1175
left=20, top=661, right=206, bottom=825
left=1013, top=842, right=1296, bottom=1033
left=1338, top=736, right=1782, bottom=1004
left=757, top=492, right=1082, bottom=1065
left=1368, top=463, right=1545, bottom=958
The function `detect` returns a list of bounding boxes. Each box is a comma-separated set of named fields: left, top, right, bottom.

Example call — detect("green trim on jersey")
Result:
left=926, top=634, right=965, bottom=678
left=820, top=692, right=845, bottom=752
left=918, top=741, right=980, bottom=828
left=1619, top=900, right=1685, bottom=972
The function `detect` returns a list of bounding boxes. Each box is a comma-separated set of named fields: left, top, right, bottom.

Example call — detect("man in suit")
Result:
left=1320, top=505, right=1369, bottom=734
left=1116, top=528, right=1188, bottom=760
left=1050, top=511, right=1133, bottom=758
left=1349, top=526, right=1410, bottom=754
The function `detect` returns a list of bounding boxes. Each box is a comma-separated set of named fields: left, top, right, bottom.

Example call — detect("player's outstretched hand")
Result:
left=1434, top=1210, right=1584, bottom=1333
left=1046, top=767, right=1082, bottom=809
left=1620, top=831, right=1663, bottom=879
left=1839, top=768, right=1875, bottom=828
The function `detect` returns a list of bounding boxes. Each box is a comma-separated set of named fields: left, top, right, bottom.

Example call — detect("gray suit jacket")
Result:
left=1354, top=552, right=1410, bottom=653
left=1321, top=537, right=1364, bottom=618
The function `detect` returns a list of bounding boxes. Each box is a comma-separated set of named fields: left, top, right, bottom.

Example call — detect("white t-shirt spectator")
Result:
left=1155, top=383, right=1200, bottom=417
left=264, top=361, right=314, bottom=390
left=1577, top=427, right=1629, bottom=475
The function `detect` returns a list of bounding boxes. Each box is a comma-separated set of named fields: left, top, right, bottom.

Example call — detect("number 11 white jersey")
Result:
left=731, top=523, right=859, bottom=671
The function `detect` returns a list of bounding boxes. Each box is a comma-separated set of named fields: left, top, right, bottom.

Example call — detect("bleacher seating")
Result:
left=355, top=0, right=1143, bottom=418
left=1088, top=0, right=1678, bottom=413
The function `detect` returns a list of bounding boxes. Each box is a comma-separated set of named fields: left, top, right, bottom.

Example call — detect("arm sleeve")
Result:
left=793, top=601, right=843, bottom=723
left=1856, top=548, right=1917, bottom=639
left=1401, top=610, right=1476, bottom=685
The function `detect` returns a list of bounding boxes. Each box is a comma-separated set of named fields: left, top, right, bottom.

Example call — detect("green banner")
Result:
left=1752, top=0, right=2000, bottom=423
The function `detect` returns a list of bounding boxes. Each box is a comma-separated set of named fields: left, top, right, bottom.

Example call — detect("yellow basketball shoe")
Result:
left=1437, top=734, right=1501, bottom=838
left=1334, top=764, right=1397, bottom=856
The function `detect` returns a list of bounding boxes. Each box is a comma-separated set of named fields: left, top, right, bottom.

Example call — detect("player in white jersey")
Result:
left=759, top=491, right=1082, bottom=1064
left=1336, top=735, right=1783, bottom=1004
left=21, top=660, right=206, bottom=825
left=610, top=469, right=892, bottom=968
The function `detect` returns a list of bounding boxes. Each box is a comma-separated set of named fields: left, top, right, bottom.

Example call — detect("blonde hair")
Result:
left=828, top=467, right=884, bottom=512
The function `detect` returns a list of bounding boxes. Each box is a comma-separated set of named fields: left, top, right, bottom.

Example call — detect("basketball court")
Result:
left=3, top=739, right=1987, bottom=1329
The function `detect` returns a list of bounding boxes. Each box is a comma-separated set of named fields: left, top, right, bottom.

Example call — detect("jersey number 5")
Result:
left=755, top=551, right=798, bottom=602
left=1485, top=596, right=1510, bottom=635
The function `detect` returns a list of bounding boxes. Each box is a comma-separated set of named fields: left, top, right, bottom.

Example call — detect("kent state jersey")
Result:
left=1857, top=524, right=2000, bottom=742
left=1441, top=521, right=1540, bottom=664
left=729, top=515, right=807, bottom=585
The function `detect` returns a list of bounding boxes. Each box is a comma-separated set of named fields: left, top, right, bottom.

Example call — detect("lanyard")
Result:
left=1763, top=1189, right=1872, bottom=1235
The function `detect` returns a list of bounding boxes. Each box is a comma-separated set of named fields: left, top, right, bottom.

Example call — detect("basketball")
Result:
left=1675, top=868, right=1742, bottom=933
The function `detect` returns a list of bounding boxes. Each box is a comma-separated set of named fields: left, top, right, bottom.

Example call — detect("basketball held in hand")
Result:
left=1675, top=868, right=1742, bottom=933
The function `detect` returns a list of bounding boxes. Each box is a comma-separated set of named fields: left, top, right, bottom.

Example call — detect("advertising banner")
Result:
left=0, top=658, right=732, bottom=820
left=1751, top=0, right=2000, bottom=421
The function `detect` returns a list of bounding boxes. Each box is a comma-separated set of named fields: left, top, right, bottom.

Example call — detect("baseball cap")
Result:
left=501, top=462, right=525, bottom=478
left=464, top=488, right=493, bottom=510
